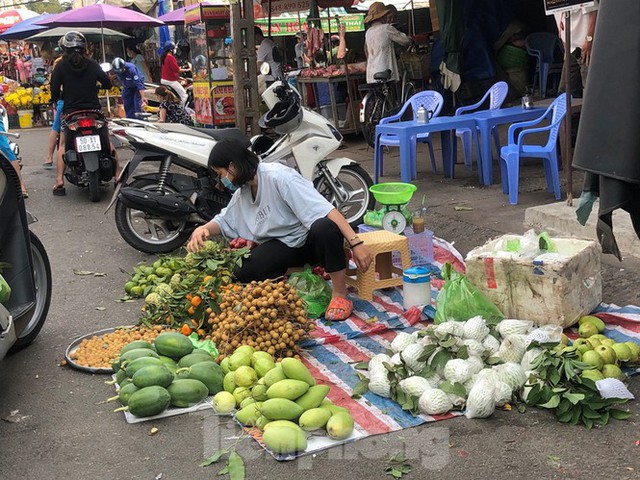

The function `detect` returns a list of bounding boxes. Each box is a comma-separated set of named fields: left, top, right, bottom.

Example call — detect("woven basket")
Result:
left=399, top=52, right=431, bottom=81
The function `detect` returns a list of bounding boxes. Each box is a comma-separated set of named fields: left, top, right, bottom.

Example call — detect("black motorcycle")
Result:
left=0, top=151, right=52, bottom=360
left=63, top=110, right=117, bottom=202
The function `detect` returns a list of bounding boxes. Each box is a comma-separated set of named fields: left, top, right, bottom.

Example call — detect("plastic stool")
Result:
left=344, top=230, right=411, bottom=301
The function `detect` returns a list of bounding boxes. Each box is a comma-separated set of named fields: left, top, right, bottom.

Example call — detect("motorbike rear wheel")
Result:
left=88, top=170, right=101, bottom=202
left=11, top=232, right=52, bottom=351
left=114, top=179, right=192, bottom=254
left=314, top=164, right=374, bottom=228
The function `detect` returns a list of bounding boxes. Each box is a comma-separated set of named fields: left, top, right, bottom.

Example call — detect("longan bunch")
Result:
left=205, top=279, right=313, bottom=359
left=69, top=325, right=171, bottom=369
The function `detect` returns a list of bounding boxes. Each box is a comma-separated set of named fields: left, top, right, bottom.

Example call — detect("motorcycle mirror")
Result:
left=260, top=62, right=271, bottom=76
left=100, top=62, right=113, bottom=73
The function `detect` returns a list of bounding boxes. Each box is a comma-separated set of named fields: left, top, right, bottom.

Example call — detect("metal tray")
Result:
left=65, top=326, right=135, bottom=374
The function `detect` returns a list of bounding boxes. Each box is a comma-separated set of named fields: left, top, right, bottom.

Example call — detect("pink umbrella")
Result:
left=0, top=9, right=39, bottom=34
left=158, top=2, right=219, bottom=25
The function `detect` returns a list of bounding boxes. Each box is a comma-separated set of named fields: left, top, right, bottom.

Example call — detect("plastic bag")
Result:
left=434, top=263, right=504, bottom=324
left=287, top=265, right=332, bottom=319
left=0, top=273, right=11, bottom=304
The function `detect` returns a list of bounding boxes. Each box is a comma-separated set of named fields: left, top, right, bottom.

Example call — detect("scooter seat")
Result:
left=191, top=127, right=251, bottom=148
left=373, top=69, right=392, bottom=81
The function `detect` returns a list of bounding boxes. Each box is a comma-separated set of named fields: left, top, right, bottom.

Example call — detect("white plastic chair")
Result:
left=455, top=81, right=509, bottom=168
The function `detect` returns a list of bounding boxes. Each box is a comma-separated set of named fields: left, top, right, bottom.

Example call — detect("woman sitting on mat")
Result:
left=187, top=140, right=373, bottom=321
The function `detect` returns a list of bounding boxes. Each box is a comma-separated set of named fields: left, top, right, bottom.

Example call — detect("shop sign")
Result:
left=262, top=0, right=311, bottom=16
left=256, top=14, right=365, bottom=36
left=212, top=82, right=235, bottom=126
left=184, top=7, right=202, bottom=25
left=544, top=0, right=595, bottom=15
left=193, top=81, right=213, bottom=125
left=202, top=5, right=230, bottom=20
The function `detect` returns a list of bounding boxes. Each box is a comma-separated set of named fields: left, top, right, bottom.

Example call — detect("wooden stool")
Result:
left=345, top=230, right=411, bottom=301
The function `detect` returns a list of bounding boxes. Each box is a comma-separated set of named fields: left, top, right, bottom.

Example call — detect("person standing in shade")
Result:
left=294, top=32, right=307, bottom=69
left=255, top=26, right=283, bottom=85
left=126, top=46, right=151, bottom=83
left=111, top=57, right=147, bottom=119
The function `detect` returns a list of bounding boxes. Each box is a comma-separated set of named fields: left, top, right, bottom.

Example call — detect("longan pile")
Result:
left=69, top=325, right=171, bottom=369
left=205, top=279, right=313, bottom=360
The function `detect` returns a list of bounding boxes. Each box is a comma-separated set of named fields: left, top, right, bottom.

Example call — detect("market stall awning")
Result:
left=0, top=13, right=49, bottom=41
left=0, top=8, right=40, bottom=35
left=353, top=0, right=430, bottom=11
left=26, top=27, right=131, bottom=42
left=255, top=13, right=365, bottom=36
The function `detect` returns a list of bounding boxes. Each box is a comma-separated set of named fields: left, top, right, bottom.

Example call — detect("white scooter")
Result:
left=107, top=80, right=374, bottom=254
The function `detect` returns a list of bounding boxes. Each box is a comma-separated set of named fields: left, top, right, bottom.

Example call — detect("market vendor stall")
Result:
left=185, top=3, right=235, bottom=128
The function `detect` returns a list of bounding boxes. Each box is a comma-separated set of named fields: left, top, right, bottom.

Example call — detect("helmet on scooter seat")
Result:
left=259, top=89, right=302, bottom=135
left=194, top=54, right=207, bottom=69
left=60, top=31, right=87, bottom=51
left=111, top=57, right=126, bottom=73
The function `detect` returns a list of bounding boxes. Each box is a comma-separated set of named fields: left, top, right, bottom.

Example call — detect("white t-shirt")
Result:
left=213, top=162, right=335, bottom=248
left=257, top=38, right=283, bottom=81
left=554, top=2, right=599, bottom=52
left=365, top=22, right=411, bottom=83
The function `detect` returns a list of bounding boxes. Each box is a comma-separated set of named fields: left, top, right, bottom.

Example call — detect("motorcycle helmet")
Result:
left=111, top=57, right=126, bottom=73
left=163, top=40, right=176, bottom=52
left=60, top=31, right=87, bottom=51
left=194, top=54, right=207, bottom=69
left=176, top=39, right=190, bottom=57
left=259, top=89, right=302, bottom=135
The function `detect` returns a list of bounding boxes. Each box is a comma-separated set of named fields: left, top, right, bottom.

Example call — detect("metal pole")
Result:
left=268, top=0, right=272, bottom=36
left=563, top=11, right=573, bottom=205
left=101, top=23, right=112, bottom=116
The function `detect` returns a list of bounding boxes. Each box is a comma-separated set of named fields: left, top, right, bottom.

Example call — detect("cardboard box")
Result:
left=465, top=235, right=602, bottom=328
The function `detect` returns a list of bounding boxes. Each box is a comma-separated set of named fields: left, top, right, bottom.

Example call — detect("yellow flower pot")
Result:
left=18, top=109, right=33, bottom=129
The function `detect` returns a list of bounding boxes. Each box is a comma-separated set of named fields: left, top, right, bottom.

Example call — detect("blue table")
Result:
left=374, top=115, right=478, bottom=183
left=471, top=106, right=545, bottom=185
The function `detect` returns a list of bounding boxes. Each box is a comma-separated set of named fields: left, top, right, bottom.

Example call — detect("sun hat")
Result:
left=364, top=2, right=391, bottom=24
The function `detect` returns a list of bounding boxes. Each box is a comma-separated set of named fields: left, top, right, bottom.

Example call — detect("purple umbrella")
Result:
left=158, top=2, right=216, bottom=26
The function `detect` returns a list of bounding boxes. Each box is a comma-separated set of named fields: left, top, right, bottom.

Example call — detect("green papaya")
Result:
left=132, top=365, right=174, bottom=388
left=125, top=357, right=165, bottom=378
left=167, top=379, right=209, bottom=407
left=120, top=340, right=154, bottom=356
left=117, top=386, right=170, bottom=417
left=153, top=332, right=194, bottom=359
left=177, top=351, right=215, bottom=368
left=177, top=361, right=224, bottom=395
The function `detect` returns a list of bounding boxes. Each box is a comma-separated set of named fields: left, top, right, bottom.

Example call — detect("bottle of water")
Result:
left=416, top=106, right=428, bottom=124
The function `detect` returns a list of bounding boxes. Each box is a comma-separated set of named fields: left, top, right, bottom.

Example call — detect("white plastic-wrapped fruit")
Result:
left=391, top=332, right=417, bottom=354
left=368, top=353, right=391, bottom=374
left=465, top=379, right=496, bottom=419
left=463, top=374, right=478, bottom=395
left=399, top=376, right=433, bottom=397
left=443, top=358, right=472, bottom=384
left=498, top=334, right=527, bottom=363
left=520, top=348, right=543, bottom=371
left=463, top=316, right=490, bottom=342
left=466, top=356, right=484, bottom=375
left=476, top=368, right=499, bottom=385
left=389, top=353, right=403, bottom=366
left=401, top=343, right=426, bottom=373
left=434, top=321, right=465, bottom=339
left=483, top=335, right=501, bottom=355
left=418, top=388, right=453, bottom=416
left=496, top=319, right=534, bottom=338
left=462, top=339, right=486, bottom=358
left=493, top=381, right=512, bottom=407
left=494, top=362, right=527, bottom=391
left=424, top=373, right=442, bottom=389
left=368, top=373, right=391, bottom=398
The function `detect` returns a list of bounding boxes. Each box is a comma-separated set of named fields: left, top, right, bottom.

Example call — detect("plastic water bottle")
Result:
left=416, top=106, right=428, bottom=124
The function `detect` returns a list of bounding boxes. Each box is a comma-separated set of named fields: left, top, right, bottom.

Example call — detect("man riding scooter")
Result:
left=111, top=57, right=147, bottom=119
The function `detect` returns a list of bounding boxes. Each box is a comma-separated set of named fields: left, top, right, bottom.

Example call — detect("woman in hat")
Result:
left=364, top=1, right=411, bottom=84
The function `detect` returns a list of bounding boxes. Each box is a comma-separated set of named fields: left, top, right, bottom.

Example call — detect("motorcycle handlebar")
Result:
left=0, top=131, right=20, bottom=139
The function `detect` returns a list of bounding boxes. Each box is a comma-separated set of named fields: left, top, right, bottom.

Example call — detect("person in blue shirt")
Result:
left=0, top=110, right=27, bottom=197
left=111, top=57, right=147, bottom=119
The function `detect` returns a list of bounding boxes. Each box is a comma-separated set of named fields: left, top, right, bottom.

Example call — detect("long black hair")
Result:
left=63, top=48, right=88, bottom=69
left=208, top=141, right=259, bottom=187
left=160, top=47, right=174, bottom=66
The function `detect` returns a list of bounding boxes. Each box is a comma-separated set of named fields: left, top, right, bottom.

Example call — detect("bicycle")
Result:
left=359, top=69, right=416, bottom=148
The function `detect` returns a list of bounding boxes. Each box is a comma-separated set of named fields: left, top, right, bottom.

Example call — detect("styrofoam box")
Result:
left=465, top=235, right=602, bottom=328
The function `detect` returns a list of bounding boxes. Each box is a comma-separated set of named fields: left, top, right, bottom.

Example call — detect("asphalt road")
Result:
left=1, top=128, right=639, bottom=480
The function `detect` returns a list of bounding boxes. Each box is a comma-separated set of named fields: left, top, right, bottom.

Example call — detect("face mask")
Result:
left=221, top=175, right=239, bottom=191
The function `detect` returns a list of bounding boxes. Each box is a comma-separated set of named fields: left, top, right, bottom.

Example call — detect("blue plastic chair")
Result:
left=499, top=93, right=568, bottom=205
left=525, top=32, right=564, bottom=98
left=455, top=81, right=509, bottom=168
left=375, top=90, right=444, bottom=182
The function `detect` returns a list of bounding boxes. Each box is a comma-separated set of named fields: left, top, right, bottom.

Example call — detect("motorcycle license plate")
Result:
left=76, top=135, right=101, bottom=153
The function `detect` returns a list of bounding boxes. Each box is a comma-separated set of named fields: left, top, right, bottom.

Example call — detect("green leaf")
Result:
left=218, top=465, right=229, bottom=475
left=351, top=378, right=370, bottom=399
left=430, top=350, right=451, bottom=372
left=417, top=344, right=438, bottom=363
left=354, top=362, right=370, bottom=370
left=228, top=452, right=245, bottom=480
left=439, top=336, right=458, bottom=348
left=539, top=395, right=560, bottom=409
left=456, top=345, right=469, bottom=360
left=562, top=393, right=585, bottom=405
left=569, top=405, right=582, bottom=425
left=201, top=450, right=228, bottom=467
left=610, top=409, right=632, bottom=421
left=549, top=369, right=561, bottom=386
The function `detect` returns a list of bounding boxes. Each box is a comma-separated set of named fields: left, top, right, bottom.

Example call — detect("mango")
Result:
left=295, top=385, right=330, bottom=411
left=234, top=366, right=258, bottom=387
left=251, top=351, right=274, bottom=367
left=212, top=391, right=236, bottom=414
left=579, top=315, right=606, bottom=333
left=262, top=419, right=299, bottom=431
left=326, top=411, right=354, bottom=440
left=228, top=352, right=251, bottom=371
left=239, top=397, right=256, bottom=409
left=262, top=425, right=308, bottom=454
left=233, top=387, right=252, bottom=406
left=223, top=371, right=237, bottom=393
left=264, top=364, right=286, bottom=387
left=234, top=345, right=255, bottom=358
left=298, top=408, right=332, bottom=432
left=254, top=358, right=276, bottom=378
left=235, top=402, right=263, bottom=426
left=266, top=379, right=310, bottom=400
left=260, top=398, right=304, bottom=420
left=251, top=383, right=269, bottom=402
left=255, top=415, right=270, bottom=430
left=323, top=403, right=348, bottom=415
left=220, top=357, right=230, bottom=374
left=280, top=358, right=316, bottom=386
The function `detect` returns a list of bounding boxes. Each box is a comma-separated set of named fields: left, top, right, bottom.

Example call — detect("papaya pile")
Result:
left=109, top=331, right=224, bottom=418
left=212, top=345, right=355, bottom=454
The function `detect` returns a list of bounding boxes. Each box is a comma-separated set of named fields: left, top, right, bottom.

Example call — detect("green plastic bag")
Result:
left=434, top=263, right=504, bottom=324
left=0, top=273, right=11, bottom=305
left=287, top=266, right=332, bottom=319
